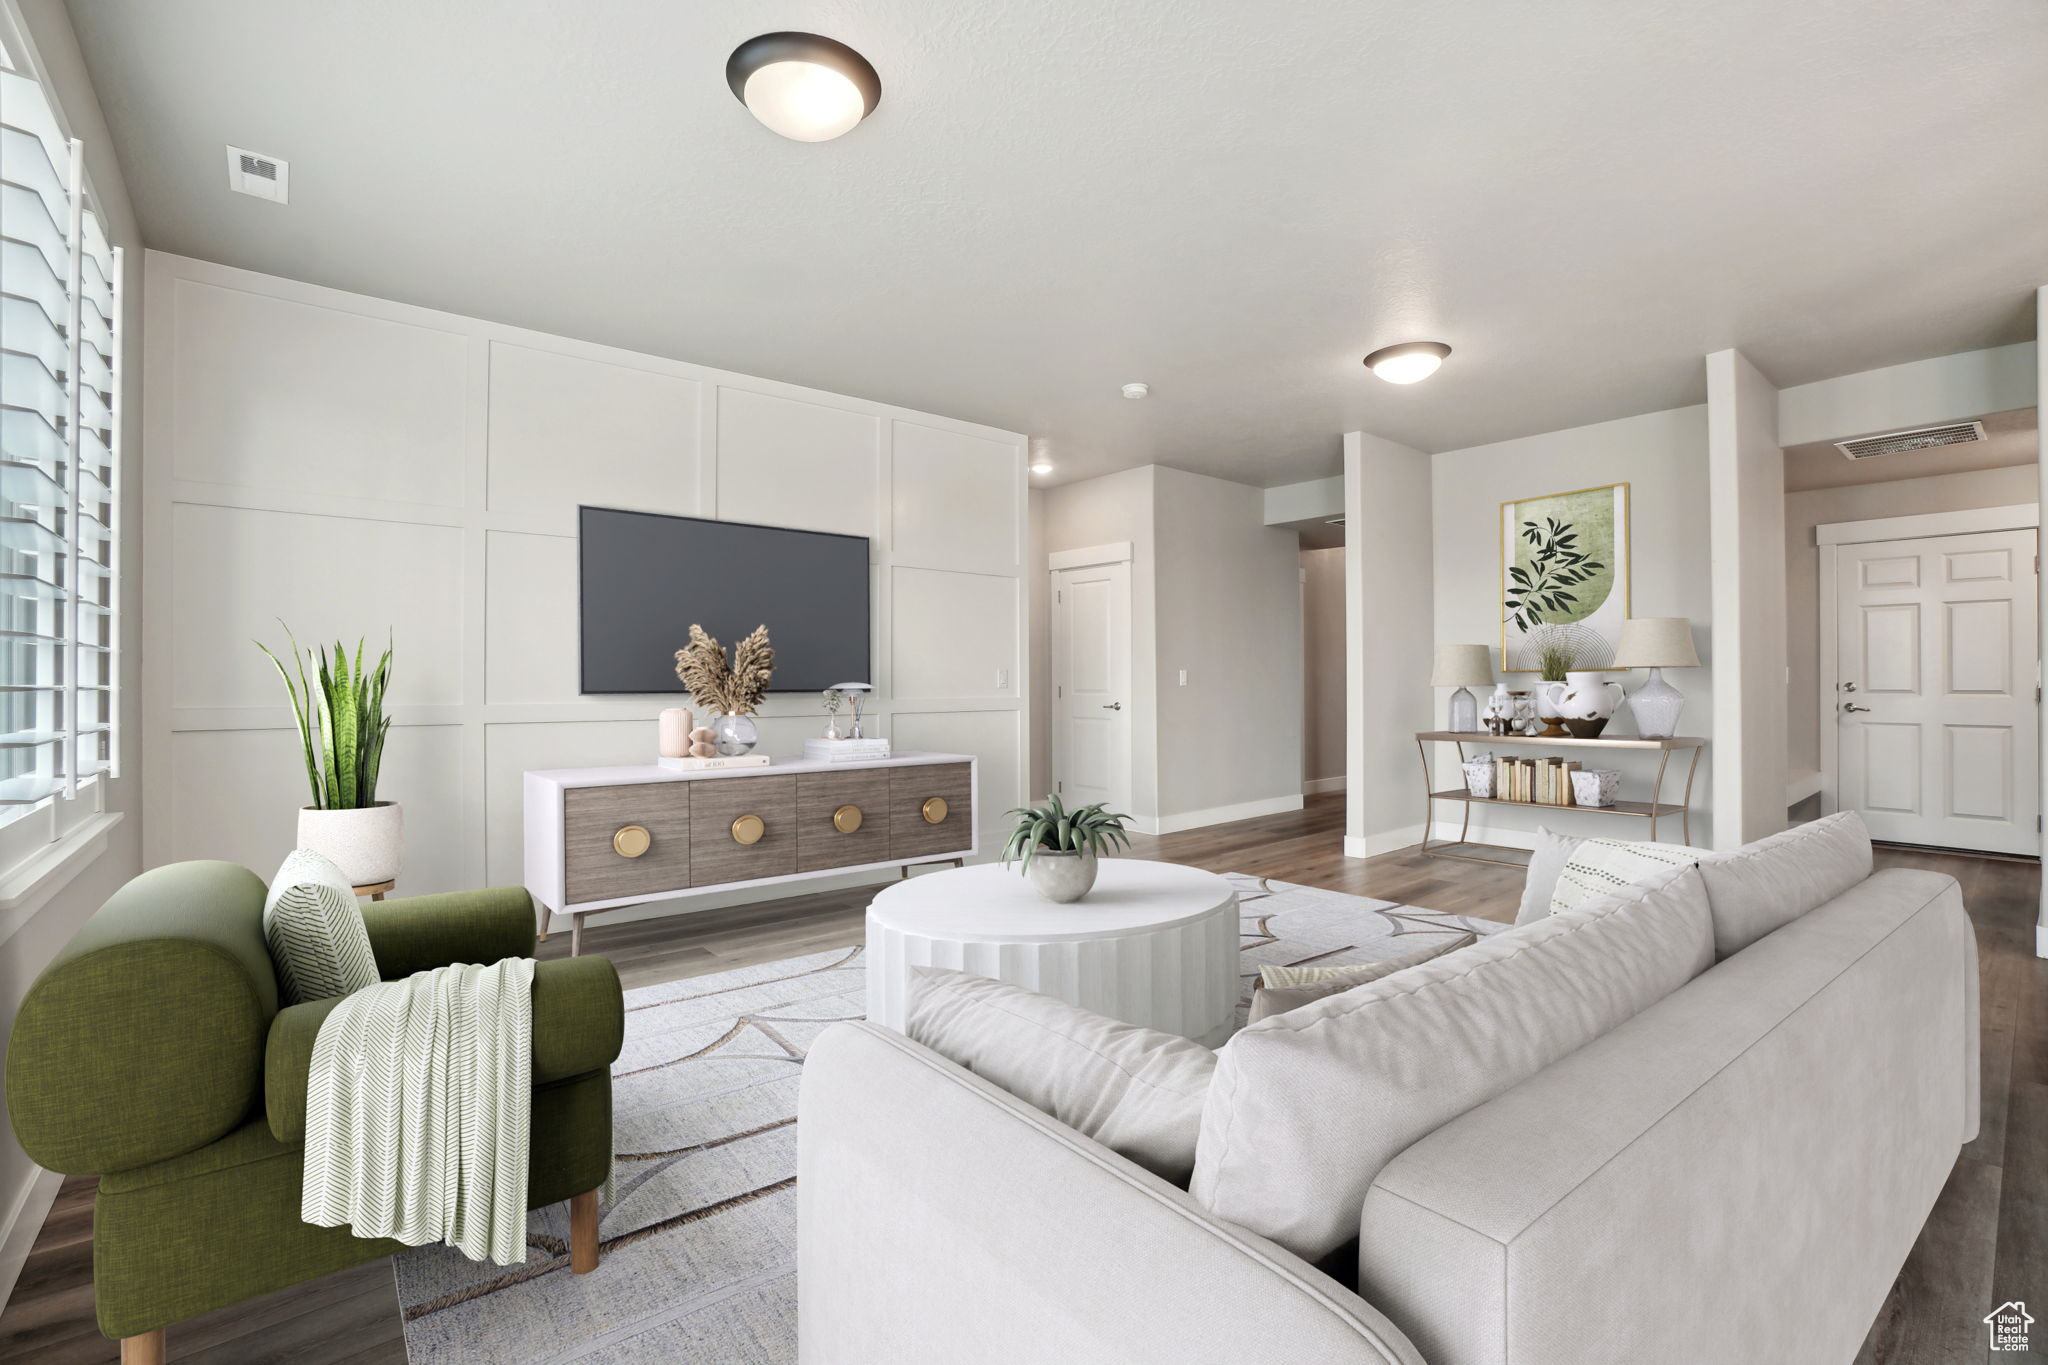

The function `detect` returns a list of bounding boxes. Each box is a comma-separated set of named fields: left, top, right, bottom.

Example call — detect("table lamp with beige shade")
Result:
left=1612, top=617, right=1699, bottom=738
left=1430, top=644, right=1496, bottom=732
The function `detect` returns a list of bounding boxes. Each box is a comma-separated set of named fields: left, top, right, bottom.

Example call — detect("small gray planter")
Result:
left=1024, top=850, right=1099, bottom=903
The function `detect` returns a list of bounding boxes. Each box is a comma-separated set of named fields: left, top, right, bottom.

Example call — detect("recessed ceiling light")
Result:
left=1363, top=341, right=1451, bottom=384
left=1121, top=382, right=1150, bottom=400
left=1030, top=462, right=1055, bottom=475
left=726, top=32, right=881, bottom=142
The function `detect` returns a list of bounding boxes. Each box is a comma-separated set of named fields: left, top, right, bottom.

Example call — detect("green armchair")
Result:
left=5, top=860, right=623, bottom=1364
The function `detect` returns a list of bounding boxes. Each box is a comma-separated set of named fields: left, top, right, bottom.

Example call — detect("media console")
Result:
left=524, top=751, right=978, bottom=954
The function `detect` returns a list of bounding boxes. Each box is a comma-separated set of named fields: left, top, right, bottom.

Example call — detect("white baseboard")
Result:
left=2038, top=921, right=2048, bottom=960
left=1342, top=824, right=1427, bottom=860
left=1147, top=794, right=1304, bottom=836
left=0, top=1167, right=61, bottom=1315
left=1302, top=775, right=1346, bottom=796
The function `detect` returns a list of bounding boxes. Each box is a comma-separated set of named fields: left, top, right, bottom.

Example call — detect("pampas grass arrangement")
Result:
left=673, top=624, right=775, bottom=715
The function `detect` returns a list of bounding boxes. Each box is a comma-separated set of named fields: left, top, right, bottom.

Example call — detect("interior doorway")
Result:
left=1048, top=551, right=1133, bottom=815
left=1823, top=516, right=2040, bottom=855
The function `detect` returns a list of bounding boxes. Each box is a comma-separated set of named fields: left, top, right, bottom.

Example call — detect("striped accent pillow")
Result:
left=1548, top=837, right=1703, bottom=917
left=264, top=848, right=381, bottom=1005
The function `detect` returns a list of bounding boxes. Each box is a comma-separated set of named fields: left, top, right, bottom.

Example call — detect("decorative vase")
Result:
left=658, top=707, right=693, bottom=759
left=1551, top=671, right=1626, bottom=723
left=1627, top=667, right=1686, bottom=739
left=712, top=713, right=759, bottom=756
left=298, top=802, right=404, bottom=885
left=1025, top=850, right=1098, bottom=903
left=1460, top=757, right=1495, bottom=798
left=1570, top=770, right=1620, bottom=808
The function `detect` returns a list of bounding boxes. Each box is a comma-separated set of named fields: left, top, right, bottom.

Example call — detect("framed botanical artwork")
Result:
left=1499, top=482, right=1630, bottom=671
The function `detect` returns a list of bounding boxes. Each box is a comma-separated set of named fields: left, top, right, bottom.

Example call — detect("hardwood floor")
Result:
left=1, top=795, right=2040, bottom=1362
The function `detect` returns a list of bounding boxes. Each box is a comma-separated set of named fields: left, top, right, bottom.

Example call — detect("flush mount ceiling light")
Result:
left=727, top=32, right=881, bottom=142
left=1030, top=461, right=1055, bottom=475
left=1363, top=341, right=1451, bottom=385
left=1121, top=382, right=1150, bottom=399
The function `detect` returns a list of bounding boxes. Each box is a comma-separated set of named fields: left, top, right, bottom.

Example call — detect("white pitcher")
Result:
left=1544, top=670, right=1625, bottom=721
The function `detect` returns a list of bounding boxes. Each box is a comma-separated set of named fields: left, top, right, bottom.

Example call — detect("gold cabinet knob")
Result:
left=921, top=796, right=949, bottom=825
left=612, top=824, right=651, bottom=858
left=832, top=803, right=863, bottom=834
left=731, top=813, right=766, bottom=845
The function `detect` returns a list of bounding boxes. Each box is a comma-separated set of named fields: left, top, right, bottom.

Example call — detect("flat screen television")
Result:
left=578, top=507, right=870, bottom=694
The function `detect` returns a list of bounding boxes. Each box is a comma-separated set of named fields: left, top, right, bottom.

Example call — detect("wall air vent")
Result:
left=225, top=145, right=289, bottom=203
left=1834, top=421, right=1986, bottom=460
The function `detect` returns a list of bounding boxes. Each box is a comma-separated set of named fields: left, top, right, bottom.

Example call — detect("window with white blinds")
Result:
left=0, top=42, right=122, bottom=838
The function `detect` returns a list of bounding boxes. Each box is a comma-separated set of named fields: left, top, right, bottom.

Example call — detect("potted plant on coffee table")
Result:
left=1000, top=794, right=1133, bottom=903
left=257, top=626, right=400, bottom=886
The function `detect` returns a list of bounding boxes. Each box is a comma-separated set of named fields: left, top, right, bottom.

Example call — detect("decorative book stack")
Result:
left=1493, top=755, right=1581, bottom=805
left=803, top=737, right=893, bottom=763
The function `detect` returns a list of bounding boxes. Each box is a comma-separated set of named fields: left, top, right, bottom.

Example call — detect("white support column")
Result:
left=1342, top=432, right=1434, bottom=859
left=2037, top=286, right=2048, bottom=958
left=1706, top=348, right=1788, bottom=850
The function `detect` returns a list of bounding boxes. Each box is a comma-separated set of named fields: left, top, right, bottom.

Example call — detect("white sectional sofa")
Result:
left=796, top=816, right=1978, bottom=1365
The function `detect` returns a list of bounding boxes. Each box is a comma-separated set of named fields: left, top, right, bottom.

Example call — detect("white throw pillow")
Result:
left=1191, top=864, right=1714, bottom=1262
left=906, top=967, right=1216, bottom=1183
left=1698, top=809, right=1873, bottom=958
left=264, top=848, right=381, bottom=1006
left=1248, top=933, right=1478, bottom=1024
left=1516, top=828, right=1584, bottom=924
left=1548, top=837, right=1704, bottom=916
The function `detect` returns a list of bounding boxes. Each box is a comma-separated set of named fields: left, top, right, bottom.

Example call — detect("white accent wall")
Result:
left=1428, top=406, right=1717, bottom=851
left=140, top=253, right=1029, bottom=918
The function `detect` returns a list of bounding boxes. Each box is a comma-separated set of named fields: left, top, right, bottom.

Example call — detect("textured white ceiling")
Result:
left=66, top=0, right=2048, bottom=487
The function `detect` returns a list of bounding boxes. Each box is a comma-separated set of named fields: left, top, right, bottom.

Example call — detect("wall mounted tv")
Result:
left=578, top=507, right=871, bottom=695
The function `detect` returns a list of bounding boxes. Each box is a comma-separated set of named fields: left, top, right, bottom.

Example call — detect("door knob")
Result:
left=1839, top=682, right=1858, bottom=693
left=1843, top=703, right=1871, bottom=714
left=1102, top=701, right=1122, bottom=710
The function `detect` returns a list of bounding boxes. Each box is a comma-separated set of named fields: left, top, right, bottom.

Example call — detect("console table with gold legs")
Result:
left=1415, top=731, right=1706, bottom=867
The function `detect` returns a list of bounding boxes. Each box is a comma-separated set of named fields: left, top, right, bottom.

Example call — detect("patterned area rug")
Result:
left=391, top=874, right=1501, bottom=1363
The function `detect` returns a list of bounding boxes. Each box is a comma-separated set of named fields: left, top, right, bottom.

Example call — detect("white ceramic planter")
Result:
left=298, top=802, right=404, bottom=885
left=1024, top=850, right=1099, bottom=903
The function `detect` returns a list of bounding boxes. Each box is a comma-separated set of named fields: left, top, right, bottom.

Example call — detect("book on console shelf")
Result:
left=658, top=754, right=773, bottom=771
left=1491, top=755, right=1579, bottom=805
left=802, top=737, right=893, bottom=763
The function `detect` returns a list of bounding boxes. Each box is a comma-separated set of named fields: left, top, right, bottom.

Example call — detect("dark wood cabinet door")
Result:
left=689, top=774, right=798, bottom=885
left=797, top=769, right=893, bottom=872
left=888, top=763, right=973, bottom=860
left=564, top=783, right=691, bottom=904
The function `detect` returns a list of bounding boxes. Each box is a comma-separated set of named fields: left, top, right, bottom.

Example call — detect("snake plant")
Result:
left=256, top=624, right=393, bottom=810
left=999, top=793, right=1133, bottom=873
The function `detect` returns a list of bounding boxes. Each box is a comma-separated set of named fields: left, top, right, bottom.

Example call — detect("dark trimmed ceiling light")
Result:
left=726, top=32, right=881, bottom=142
left=1363, top=341, right=1451, bottom=384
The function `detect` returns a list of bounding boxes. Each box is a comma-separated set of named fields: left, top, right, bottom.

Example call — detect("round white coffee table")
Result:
left=865, top=859, right=1240, bottom=1046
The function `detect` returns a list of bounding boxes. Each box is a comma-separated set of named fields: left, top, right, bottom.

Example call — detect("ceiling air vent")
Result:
left=224, top=145, right=289, bottom=203
left=1834, top=421, right=1986, bottom=460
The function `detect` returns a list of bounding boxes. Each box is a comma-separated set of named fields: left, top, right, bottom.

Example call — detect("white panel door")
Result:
left=1836, top=528, right=2039, bottom=854
left=1050, top=563, right=1132, bottom=814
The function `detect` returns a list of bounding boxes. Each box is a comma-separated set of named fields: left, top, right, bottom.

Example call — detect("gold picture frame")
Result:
left=1499, top=481, right=1631, bottom=671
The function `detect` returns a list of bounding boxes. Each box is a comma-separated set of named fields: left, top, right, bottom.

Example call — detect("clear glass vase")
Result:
left=712, top=713, right=759, bottom=756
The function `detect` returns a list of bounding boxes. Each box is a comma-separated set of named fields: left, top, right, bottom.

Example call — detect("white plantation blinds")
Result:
left=0, top=49, right=121, bottom=830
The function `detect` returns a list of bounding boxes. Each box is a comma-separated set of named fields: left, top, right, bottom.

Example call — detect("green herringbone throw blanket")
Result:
left=302, top=958, right=535, bottom=1266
